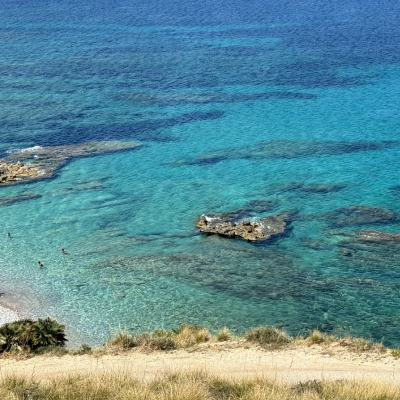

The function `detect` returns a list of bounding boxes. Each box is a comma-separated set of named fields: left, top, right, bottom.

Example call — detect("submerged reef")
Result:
left=355, top=229, right=400, bottom=242
left=173, top=139, right=399, bottom=166
left=194, top=212, right=289, bottom=241
left=325, top=229, right=400, bottom=270
left=323, top=205, right=399, bottom=228
left=0, top=193, right=42, bottom=206
left=263, top=181, right=347, bottom=197
left=0, top=141, right=141, bottom=185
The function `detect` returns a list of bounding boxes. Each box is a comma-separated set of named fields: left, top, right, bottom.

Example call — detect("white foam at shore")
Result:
left=0, top=304, right=20, bottom=326
left=5, top=145, right=44, bottom=155
left=17, top=145, right=44, bottom=153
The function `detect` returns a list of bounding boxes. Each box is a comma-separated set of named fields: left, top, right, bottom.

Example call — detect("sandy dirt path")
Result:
left=1, top=344, right=400, bottom=383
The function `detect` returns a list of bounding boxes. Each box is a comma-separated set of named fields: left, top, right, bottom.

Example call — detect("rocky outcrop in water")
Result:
left=0, top=161, right=38, bottom=183
left=194, top=212, right=289, bottom=241
left=1, top=141, right=141, bottom=186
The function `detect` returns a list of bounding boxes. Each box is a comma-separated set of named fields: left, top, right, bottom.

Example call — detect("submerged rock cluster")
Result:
left=0, top=193, right=42, bottom=206
left=194, top=212, right=289, bottom=241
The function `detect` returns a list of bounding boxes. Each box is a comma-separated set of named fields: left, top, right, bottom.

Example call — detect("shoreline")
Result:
left=0, top=300, right=21, bottom=326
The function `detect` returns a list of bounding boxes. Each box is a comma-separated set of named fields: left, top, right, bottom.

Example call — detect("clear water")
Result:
left=1, top=0, right=400, bottom=346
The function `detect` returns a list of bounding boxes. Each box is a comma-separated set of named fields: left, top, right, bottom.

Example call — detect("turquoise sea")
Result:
left=1, top=0, right=400, bottom=346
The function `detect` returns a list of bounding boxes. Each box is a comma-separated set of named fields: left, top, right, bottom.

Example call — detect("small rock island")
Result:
left=194, top=212, right=289, bottom=241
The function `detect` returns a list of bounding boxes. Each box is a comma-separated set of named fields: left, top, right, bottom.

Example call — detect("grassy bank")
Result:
left=0, top=320, right=396, bottom=357
left=2, top=322, right=400, bottom=399
left=101, top=325, right=391, bottom=356
left=1, top=371, right=399, bottom=400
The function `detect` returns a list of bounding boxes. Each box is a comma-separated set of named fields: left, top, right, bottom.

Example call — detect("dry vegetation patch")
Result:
left=1, top=371, right=400, bottom=400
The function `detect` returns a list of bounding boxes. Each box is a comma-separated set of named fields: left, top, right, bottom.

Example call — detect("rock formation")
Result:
left=194, top=212, right=289, bottom=241
left=0, top=140, right=141, bottom=186
left=0, top=161, right=38, bottom=183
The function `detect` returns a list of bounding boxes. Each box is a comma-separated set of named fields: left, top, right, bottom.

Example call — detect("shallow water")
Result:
left=1, top=0, right=400, bottom=346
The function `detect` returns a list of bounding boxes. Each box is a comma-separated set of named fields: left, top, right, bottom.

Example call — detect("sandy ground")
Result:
left=1, top=342, right=400, bottom=384
left=0, top=304, right=20, bottom=326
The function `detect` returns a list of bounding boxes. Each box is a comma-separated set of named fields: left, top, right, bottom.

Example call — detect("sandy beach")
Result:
left=0, top=303, right=20, bottom=326
left=1, top=343, right=400, bottom=384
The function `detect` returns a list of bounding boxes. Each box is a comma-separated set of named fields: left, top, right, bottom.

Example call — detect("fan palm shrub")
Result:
left=32, top=317, right=67, bottom=349
left=0, top=318, right=66, bottom=353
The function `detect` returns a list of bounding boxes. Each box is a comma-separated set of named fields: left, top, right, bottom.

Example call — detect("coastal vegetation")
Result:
left=0, top=318, right=66, bottom=354
left=0, top=319, right=393, bottom=357
left=0, top=371, right=399, bottom=400
left=0, top=320, right=399, bottom=399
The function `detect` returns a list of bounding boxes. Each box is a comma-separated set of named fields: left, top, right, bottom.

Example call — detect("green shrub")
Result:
left=245, top=327, right=292, bottom=349
left=76, top=343, right=92, bottom=354
left=34, top=345, right=69, bottom=356
left=33, top=318, right=67, bottom=348
left=0, top=318, right=66, bottom=353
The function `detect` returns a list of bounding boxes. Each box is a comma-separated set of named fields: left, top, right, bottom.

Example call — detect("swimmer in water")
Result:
left=62, top=248, right=66, bottom=253
left=38, top=261, right=43, bottom=268
left=7, top=233, right=10, bottom=237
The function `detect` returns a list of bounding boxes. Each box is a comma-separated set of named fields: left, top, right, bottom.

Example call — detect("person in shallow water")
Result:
left=62, top=248, right=66, bottom=253
left=38, top=261, right=43, bottom=268
left=7, top=233, right=10, bottom=237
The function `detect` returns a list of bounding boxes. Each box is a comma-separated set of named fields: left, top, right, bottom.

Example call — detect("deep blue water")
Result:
left=1, top=0, right=400, bottom=346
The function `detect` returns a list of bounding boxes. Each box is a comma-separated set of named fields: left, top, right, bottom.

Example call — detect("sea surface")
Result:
left=1, top=0, right=400, bottom=346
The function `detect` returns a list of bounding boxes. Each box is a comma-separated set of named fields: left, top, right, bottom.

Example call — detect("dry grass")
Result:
left=0, top=370, right=399, bottom=400
left=392, top=348, right=400, bottom=358
left=292, top=330, right=387, bottom=355
left=106, top=324, right=210, bottom=352
left=87, top=325, right=393, bottom=357
left=172, top=324, right=211, bottom=348
left=302, top=330, right=337, bottom=345
left=245, top=327, right=292, bottom=349
left=216, top=327, right=233, bottom=342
